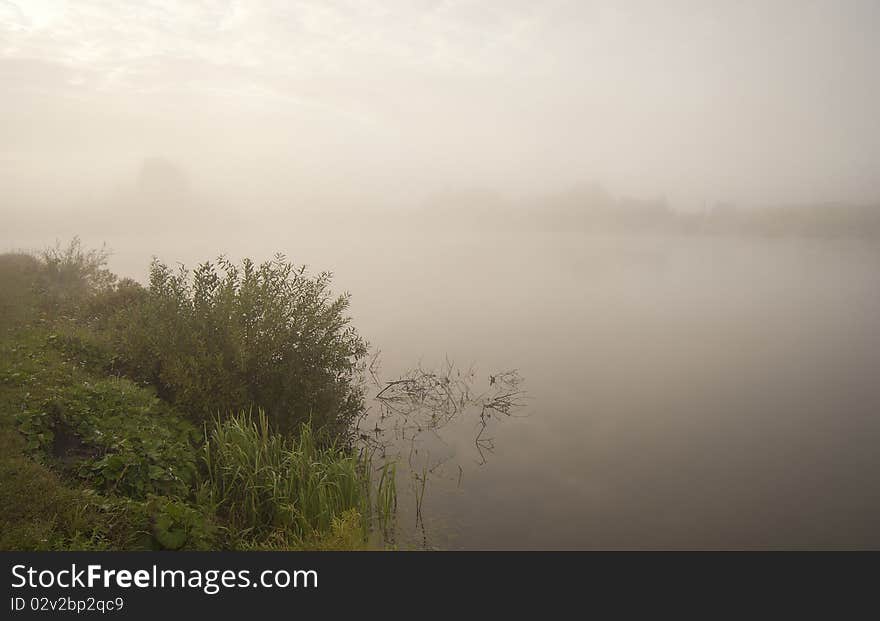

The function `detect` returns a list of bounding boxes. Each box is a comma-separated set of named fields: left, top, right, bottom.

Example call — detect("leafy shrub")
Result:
left=49, top=326, right=117, bottom=373
left=110, top=255, right=368, bottom=437
left=147, top=496, right=217, bottom=550
left=83, top=278, right=147, bottom=326
left=34, top=238, right=116, bottom=316
left=0, top=336, right=156, bottom=550
left=15, top=376, right=199, bottom=498
left=1, top=242, right=397, bottom=550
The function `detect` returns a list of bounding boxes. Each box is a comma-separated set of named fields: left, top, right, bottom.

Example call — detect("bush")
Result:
left=35, top=238, right=116, bottom=316
left=111, top=255, right=368, bottom=437
left=1, top=242, right=398, bottom=550
left=147, top=496, right=218, bottom=550
left=83, top=278, right=147, bottom=327
left=1, top=242, right=143, bottom=334
left=0, top=253, right=42, bottom=330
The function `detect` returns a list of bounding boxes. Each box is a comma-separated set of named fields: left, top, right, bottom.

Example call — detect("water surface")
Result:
left=8, top=227, right=880, bottom=548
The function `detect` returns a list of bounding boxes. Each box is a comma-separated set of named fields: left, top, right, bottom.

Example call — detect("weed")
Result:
left=203, top=409, right=396, bottom=546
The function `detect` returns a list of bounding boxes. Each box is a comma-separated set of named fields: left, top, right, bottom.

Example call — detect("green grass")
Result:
left=203, top=409, right=396, bottom=548
left=0, top=446, right=150, bottom=550
left=1, top=325, right=199, bottom=497
left=0, top=248, right=397, bottom=551
left=0, top=331, right=154, bottom=550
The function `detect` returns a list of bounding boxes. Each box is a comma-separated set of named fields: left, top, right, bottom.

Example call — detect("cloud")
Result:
left=1, top=1, right=879, bottom=207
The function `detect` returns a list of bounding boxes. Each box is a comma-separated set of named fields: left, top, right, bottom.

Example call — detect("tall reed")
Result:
left=203, top=409, right=396, bottom=546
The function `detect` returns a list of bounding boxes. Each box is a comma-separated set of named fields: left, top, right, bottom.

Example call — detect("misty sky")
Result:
left=2, top=0, right=879, bottom=211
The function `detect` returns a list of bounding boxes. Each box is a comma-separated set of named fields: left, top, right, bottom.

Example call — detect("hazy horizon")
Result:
left=3, top=0, right=880, bottom=217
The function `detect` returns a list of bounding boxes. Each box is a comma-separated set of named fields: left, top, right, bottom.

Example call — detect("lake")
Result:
left=7, top=225, right=880, bottom=549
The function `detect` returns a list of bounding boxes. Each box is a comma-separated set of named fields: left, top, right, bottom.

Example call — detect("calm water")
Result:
left=349, top=232, right=880, bottom=549
left=8, top=226, right=880, bottom=548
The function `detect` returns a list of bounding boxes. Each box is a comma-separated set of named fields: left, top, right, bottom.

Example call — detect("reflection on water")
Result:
left=364, top=361, right=526, bottom=464
left=7, top=228, right=880, bottom=548
left=353, top=233, right=880, bottom=549
left=358, top=360, right=527, bottom=547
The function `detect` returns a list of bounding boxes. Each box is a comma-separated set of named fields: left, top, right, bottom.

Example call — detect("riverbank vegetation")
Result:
left=0, top=239, right=395, bottom=550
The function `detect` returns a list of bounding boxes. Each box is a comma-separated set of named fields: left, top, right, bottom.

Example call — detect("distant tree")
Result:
left=137, top=157, right=190, bottom=199
left=35, top=237, right=116, bottom=314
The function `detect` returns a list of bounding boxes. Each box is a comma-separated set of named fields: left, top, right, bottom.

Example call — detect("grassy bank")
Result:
left=0, top=241, right=395, bottom=550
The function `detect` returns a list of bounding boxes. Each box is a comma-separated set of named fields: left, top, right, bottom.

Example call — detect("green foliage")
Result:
left=0, top=360, right=154, bottom=549
left=44, top=324, right=116, bottom=374
left=202, top=410, right=395, bottom=546
left=0, top=244, right=396, bottom=551
left=11, top=356, right=199, bottom=498
left=34, top=237, right=116, bottom=316
left=147, top=496, right=217, bottom=550
left=0, top=252, right=42, bottom=330
left=82, top=278, right=147, bottom=327
left=242, top=509, right=367, bottom=551
left=110, top=254, right=368, bottom=437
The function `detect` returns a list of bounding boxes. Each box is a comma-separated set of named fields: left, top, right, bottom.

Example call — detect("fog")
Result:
left=3, top=1, right=880, bottom=548
left=3, top=0, right=880, bottom=215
